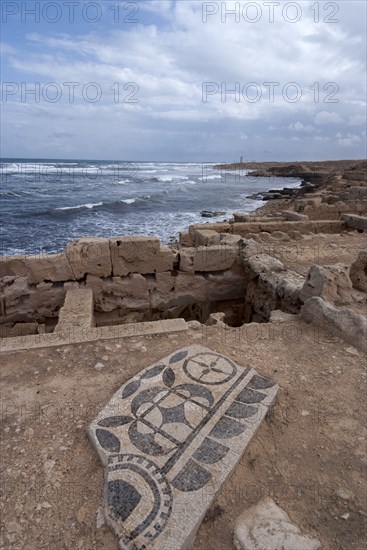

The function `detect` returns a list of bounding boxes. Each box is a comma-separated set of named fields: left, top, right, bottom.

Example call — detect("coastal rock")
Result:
left=233, top=498, right=321, bottom=550
left=299, top=264, right=354, bottom=304
left=200, top=210, right=226, bottom=218
left=349, top=250, right=367, bottom=292
left=65, top=237, right=112, bottom=278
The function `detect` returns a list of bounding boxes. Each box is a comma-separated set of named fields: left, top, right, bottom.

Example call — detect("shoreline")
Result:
left=2, top=159, right=362, bottom=259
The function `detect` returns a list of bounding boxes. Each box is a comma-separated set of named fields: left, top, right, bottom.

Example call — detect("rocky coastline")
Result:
left=0, top=158, right=366, bottom=550
left=1, top=159, right=366, bottom=344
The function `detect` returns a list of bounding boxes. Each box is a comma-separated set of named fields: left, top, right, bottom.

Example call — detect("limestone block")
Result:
left=245, top=269, right=304, bottom=320
left=0, top=256, right=27, bottom=278
left=193, top=229, right=221, bottom=247
left=282, top=211, right=309, bottom=221
left=349, top=250, right=367, bottom=292
left=220, top=233, right=243, bottom=245
left=9, top=322, right=40, bottom=337
left=301, top=296, right=367, bottom=353
left=179, top=245, right=237, bottom=272
left=238, top=239, right=263, bottom=258
left=87, top=274, right=150, bottom=312
left=110, top=237, right=173, bottom=276
left=234, top=498, right=320, bottom=550
left=55, top=288, right=95, bottom=333
left=312, top=220, right=347, bottom=233
left=341, top=186, right=367, bottom=201
left=300, top=264, right=354, bottom=304
left=188, top=222, right=232, bottom=237
left=269, top=310, right=296, bottom=323
left=2, top=277, right=31, bottom=309
left=179, top=232, right=194, bottom=247
left=65, top=237, right=112, bottom=278
left=25, top=253, right=75, bottom=284
left=244, top=254, right=284, bottom=280
left=233, top=212, right=252, bottom=222
left=150, top=272, right=207, bottom=308
left=273, top=271, right=305, bottom=312
left=341, top=214, right=367, bottom=232
left=29, top=286, right=66, bottom=318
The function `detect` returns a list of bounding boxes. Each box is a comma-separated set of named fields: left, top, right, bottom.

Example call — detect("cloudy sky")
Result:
left=1, top=0, right=366, bottom=161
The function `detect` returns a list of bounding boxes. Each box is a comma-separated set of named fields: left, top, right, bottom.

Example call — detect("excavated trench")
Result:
left=93, top=297, right=249, bottom=329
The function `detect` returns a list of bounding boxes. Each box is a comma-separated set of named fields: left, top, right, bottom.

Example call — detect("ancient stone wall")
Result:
left=0, top=233, right=309, bottom=333
left=0, top=236, right=248, bottom=330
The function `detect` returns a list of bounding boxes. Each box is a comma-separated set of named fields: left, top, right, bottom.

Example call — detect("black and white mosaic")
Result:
left=89, top=345, right=278, bottom=550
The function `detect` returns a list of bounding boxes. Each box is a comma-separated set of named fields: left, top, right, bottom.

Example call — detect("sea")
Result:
left=0, top=159, right=302, bottom=256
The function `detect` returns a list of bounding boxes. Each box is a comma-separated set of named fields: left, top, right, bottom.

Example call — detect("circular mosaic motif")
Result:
left=183, top=353, right=237, bottom=385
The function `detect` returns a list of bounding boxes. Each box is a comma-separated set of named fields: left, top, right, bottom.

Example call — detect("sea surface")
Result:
left=0, top=159, right=302, bottom=256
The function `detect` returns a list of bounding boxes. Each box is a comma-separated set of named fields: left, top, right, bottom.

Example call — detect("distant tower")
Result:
left=240, top=156, right=243, bottom=164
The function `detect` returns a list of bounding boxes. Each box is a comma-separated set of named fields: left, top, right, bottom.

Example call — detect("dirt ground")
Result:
left=258, top=231, right=365, bottom=277
left=1, top=314, right=366, bottom=550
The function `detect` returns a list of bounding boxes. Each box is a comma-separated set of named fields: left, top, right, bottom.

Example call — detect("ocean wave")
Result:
left=56, top=202, right=103, bottom=211
left=120, top=198, right=137, bottom=204
left=198, top=174, right=222, bottom=181
left=157, top=175, right=189, bottom=182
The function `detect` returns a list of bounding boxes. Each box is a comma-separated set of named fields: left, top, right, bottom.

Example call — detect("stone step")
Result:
left=89, top=344, right=278, bottom=550
left=0, top=319, right=188, bottom=352
left=55, top=288, right=95, bottom=333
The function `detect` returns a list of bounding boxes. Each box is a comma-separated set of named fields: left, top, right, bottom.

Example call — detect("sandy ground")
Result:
left=257, top=232, right=364, bottom=277
left=1, top=315, right=366, bottom=550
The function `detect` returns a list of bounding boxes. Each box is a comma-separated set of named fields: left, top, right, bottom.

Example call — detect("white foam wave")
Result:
left=56, top=202, right=103, bottom=211
left=120, top=198, right=137, bottom=204
left=157, top=175, right=189, bottom=182
left=198, top=174, right=222, bottom=181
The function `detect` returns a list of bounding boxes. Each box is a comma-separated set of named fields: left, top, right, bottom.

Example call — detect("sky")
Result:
left=1, top=0, right=366, bottom=161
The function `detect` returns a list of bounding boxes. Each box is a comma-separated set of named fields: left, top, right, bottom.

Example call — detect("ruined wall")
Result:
left=0, top=235, right=248, bottom=329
